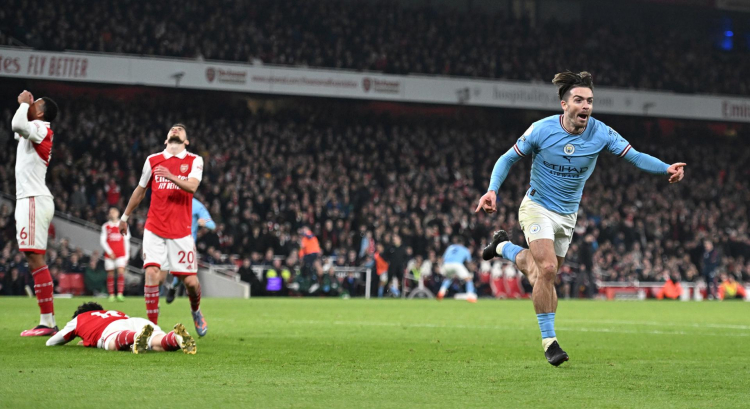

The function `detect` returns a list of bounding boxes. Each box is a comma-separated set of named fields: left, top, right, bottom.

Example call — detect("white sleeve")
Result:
left=46, top=318, right=78, bottom=346
left=101, top=225, right=113, bottom=256
left=11, top=104, right=47, bottom=143
left=188, top=156, right=204, bottom=182
left=124, top=228, right=131, bottom=257
left=138, top=159, right=152, bottom=188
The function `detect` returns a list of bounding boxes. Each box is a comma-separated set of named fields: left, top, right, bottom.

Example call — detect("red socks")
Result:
left=188, top=284, right=201, bottom=312
left=109, top=274, right=126, bottom=295
left=31, top=266, right=54, bottom=315
left=114, top=330, right=136, bottom=351
left=160, top=331, right=181, bottom=351
left=144, top=285, right=160, bottom=324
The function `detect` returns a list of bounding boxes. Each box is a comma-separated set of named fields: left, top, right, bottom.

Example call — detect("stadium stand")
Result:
left=2, top=0, right=750, bottom=95
left=0, top=88, right=748, bottom=297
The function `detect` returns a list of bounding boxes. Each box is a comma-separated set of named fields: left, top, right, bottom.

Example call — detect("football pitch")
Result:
left=1, top=297, right=748, bottom=408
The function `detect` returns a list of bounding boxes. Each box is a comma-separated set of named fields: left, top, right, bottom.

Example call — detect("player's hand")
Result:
left=18, top=90, right=33, bottom=105
left=667, top=162, right=686, bottom=184
left=107, top=251, right=115, bottom=259
left=474, top=190, right=497, bottom=214
left=119, top=220, right=129, bottom=236
left=153, top=165, right=175, bottom=181
left=198, top=218, right=207, bottom=227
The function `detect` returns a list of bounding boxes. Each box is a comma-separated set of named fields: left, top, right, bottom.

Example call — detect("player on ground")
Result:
left=166, top=197, right=215, bottom=304
left=119, top=124, right=208, bottom=337
left=101, top=207, right=130, bottom=302
left=46, top=302, right=196, bottom=354
left=437, top=237, right=477, bottom=303
left=12, top=90, right=60, bottom=337
left=475, top=71, right=686, bottom=366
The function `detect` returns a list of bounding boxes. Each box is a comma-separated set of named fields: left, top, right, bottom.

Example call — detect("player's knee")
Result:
left=182, top=275, right=199, bottom=288
left=145, top=267, right=160, bottom=279
left=538, top=262, right=557, bottom=281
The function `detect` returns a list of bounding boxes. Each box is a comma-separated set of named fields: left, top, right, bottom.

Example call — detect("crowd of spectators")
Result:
left=2, top=0, right=750, bottom=95
left=1, top=91, right=749, bottom=299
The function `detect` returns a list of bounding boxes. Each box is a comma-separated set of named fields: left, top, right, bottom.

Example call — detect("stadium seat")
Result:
left=59, top=273, right=86, bottom=296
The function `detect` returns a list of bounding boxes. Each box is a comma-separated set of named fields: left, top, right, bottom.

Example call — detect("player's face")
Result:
left=165, top=126, right=188, bottom=146
left=109, top=208, right=120, bottom=221
left=562, top=87, right=593, bottom=128
left=27, top=99, right=45, bottom=121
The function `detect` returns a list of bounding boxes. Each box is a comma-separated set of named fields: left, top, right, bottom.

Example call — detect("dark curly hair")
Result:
left=552, top=71, right=594, bottom=101
left=73, top=302, right=104, bottom=318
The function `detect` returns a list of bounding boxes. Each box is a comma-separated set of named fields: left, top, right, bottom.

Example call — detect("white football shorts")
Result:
left=142, top=229, right=198, bottom=275
left=15, top=196, right=54, bottom=253
left=518, top=195, right=577, bottom=258
left=98, top=318, right=164, bottom=350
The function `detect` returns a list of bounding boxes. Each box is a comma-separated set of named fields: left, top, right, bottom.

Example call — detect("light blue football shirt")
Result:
left=443, top=244, right=472, bottom=264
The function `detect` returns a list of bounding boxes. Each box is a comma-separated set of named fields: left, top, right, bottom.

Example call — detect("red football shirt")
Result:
left=101, top=221, right=129, bottom=258
left=55, top=310, right=129, bottom=347
left=138, top=149, right=204, bottom=239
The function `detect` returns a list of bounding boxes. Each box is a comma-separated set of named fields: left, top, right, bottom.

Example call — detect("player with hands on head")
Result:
left=12, top=90, right=60, bottom=337
left=119, top=123, right=208, bottom=337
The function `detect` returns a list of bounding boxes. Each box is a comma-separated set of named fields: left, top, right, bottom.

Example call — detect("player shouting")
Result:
left=12, top=90, right=60, bottom=337
left=46, top=302, right=196, bottom=354
left=476, top=71, right=686, bottom=366
left=119, top=124, right=208, bottom=336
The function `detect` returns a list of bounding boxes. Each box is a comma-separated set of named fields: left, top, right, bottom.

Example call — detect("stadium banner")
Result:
left=2, top=47, right=750, bottom=123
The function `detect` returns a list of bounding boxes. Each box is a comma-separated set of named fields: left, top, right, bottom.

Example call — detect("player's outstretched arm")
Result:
left=46, top=319, right=77, bottom=346
left=475, top=146, right=524, bottom=214
left=119, top=185, right=147, bottom=235
left=620, top=146, right=686, bottom=183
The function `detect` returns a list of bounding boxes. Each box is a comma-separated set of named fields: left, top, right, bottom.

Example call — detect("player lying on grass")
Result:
left=46, top=302, right=196, bottom=354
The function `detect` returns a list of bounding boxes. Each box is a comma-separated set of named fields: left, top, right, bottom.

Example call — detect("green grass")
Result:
left=1, top=297, right=748, bottom=408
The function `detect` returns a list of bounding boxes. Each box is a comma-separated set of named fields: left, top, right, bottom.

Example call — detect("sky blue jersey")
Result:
left=488, top=115, right=670, bottom=214
left=192, top=198, right=216, bottom=240
left=443, top=244, right=472, bottom=264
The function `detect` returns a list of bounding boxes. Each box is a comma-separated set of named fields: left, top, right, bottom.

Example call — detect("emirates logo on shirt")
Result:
left=180, top=164, right=189, bottom=173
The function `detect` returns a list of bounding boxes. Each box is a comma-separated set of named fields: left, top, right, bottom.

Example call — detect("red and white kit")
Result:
left=14, top=106, right=54, bottom=254
left=140, top=149, right=203, bottom=275
left=46, top=310, right=164, bottom=350
left=101, top=221, right=130, bottom=270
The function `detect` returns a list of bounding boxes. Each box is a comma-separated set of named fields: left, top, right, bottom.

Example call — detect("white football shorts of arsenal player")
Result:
left=13, top=116, right=55, bottom=254
left=139, top=149, right=203, bottom=275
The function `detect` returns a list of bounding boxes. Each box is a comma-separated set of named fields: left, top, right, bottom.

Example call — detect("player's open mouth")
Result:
left=577, top=114, right=588, bottom=120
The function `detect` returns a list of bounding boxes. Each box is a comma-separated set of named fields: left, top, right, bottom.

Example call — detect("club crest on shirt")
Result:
left=529, top=224, right=541, bottom=234
left=180, top=164, right=189, bottom=173
left=563, top=144, right=575, bottom=155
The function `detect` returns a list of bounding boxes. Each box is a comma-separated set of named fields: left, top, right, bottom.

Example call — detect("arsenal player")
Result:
left=12, top=90, right=60, bottom=337
left=119, top=124, right=207, bottom=336
left=101, top=207, right=130, bottom=301
left=46, top=302, right=196, bottom=354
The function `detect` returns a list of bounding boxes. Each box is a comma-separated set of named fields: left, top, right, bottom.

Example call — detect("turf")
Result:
left=1, top=297, right=748, bottom=408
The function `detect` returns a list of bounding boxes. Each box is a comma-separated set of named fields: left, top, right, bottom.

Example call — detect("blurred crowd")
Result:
left=1, top=92, right=749, bottom=299
left=2, top=0, right=750, bottom=95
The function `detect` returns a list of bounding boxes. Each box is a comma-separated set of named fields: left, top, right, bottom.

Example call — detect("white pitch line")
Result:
left=285, top=320, right=750, bottom=337
left=565, top=319, right=750, bottom=331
